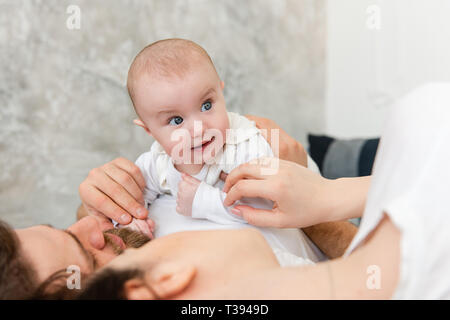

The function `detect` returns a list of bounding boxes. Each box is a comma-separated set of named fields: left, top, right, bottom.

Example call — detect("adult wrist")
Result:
left=321, top=178, right=352, bottom=222
left=325, top=177, right=367, bottom=222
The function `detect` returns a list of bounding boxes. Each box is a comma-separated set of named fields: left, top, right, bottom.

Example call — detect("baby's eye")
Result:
left=201, top=101, right=212, bottom=112
left=169, top=116, right=183, bottom=126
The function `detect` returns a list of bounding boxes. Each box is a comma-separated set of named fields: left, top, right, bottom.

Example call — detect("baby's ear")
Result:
left=134, top=119, right=152, bottom=136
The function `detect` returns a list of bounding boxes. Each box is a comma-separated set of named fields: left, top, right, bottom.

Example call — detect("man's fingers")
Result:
left=80, top=184, right=132, bottom=224
left=94, top=169, right=148, bottom=219
left=223, top=161, right=268, bottom=193
left=103, top=163, right=145, bottom=205
left=112, top=157, right=147, bottom=191
left=223, top=179, right=275, bottom=207
left=232, top=205, right=284, bottom=228
left=85, top=210, right=114, bottom=250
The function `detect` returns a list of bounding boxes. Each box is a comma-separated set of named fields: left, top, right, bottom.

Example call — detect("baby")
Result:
left=120, top=39, right=324, bottom=265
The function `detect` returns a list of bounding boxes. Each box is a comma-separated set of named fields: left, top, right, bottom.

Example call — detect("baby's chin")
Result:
left=198, top=138, right=226, bottom=165
left=169, top=136, right=226, bottom=166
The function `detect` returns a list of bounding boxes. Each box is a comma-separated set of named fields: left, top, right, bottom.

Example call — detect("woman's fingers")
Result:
left=111, top=157, right=147, bottom=192
left=223, top=160, right=271, bottom=193
left=232, top=205, right=286, bottom=228
left=79, top=183, right=133, bottom=224
left=223, top=179, right=276, bottom=207
left=102, top=162, right=145, bottom=205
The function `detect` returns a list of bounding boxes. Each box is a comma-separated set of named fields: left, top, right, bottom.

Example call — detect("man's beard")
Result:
left=103, top=228, right=151, bottom=255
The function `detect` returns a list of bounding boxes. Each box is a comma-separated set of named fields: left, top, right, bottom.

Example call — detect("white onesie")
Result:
left=127, top=112, right=326, bottom=265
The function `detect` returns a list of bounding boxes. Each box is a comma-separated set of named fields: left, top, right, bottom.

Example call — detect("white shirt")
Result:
left=135, top=112, right=325, bottom=263
left=345, top=83, right=450, bottom=299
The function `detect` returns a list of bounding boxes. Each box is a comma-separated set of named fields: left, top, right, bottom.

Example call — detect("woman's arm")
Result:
left=223, top=158, right=370, bottom=228
left=244, top=115, right=365, bottom=256
left=210, top=214, right=400, bottom=299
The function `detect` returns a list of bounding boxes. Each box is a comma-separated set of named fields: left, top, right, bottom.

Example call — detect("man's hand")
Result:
left=176, top=173, right=201, bottom=217
left=78, top=157, right=154, bottom=230
left=245, top=115, right=308, bottom=167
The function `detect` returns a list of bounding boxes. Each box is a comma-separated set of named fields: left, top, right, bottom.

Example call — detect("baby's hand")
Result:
left=176, top=173, right=201, bottom=217
left=119, top=217, right=155, bottom=239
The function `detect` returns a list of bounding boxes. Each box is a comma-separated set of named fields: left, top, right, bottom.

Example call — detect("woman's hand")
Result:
left=245, top=115, right=308, bottom=167
left=78, top=157, right=155, bottom=233
left=223, top=158, right=332, bottom=228
left=223, top=157, right=370, bottom=228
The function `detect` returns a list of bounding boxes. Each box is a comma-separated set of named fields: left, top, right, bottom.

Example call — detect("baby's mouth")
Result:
left=192, top=136, right=215, bottom=150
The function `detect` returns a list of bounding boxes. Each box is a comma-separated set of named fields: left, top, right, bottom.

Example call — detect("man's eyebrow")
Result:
left=38, top=224, right=97, bottom=270
left=63, top=229, right=97, bottom=271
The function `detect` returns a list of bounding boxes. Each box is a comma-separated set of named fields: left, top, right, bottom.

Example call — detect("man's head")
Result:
left=75, top=229, right=280, bottom=300
left=127, top=39, right=229, bottom=167
left=0, top=217, right=150, bottom=299
left=0, top=221, right=37, bottom=299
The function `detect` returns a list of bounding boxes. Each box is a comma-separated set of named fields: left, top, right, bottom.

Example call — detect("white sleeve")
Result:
left=344, top=83, right=450, bottom=299
left=191, top=133, right=319, bottom=224
left=190, top=133, right=272, bottom=225
left=135, top=150, right=161, bottom=208
left=191, top=181, right=246, bottom=225
left=240, top=132, right=274, bottom=163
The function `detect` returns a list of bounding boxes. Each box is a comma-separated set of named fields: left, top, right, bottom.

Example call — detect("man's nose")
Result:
left=67, top=216, right=106, bottom=251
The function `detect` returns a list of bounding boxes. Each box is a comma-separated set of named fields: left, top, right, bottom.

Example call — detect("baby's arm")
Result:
left=178, top=133, right=273, bottom=224
left=178, top=129, right=319, bottom=224
left=177, top=173, right=247, bottom=225
left=193, top=180, right=247, bottom=224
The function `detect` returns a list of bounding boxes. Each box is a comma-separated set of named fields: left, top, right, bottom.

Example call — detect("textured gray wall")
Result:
left=0, top=0, right=325, bottom=228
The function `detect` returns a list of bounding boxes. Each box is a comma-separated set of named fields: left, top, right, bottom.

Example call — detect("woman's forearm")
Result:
left=325, top=176, right=371, bottom=222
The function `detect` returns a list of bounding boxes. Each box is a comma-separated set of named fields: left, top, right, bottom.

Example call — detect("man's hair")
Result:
left=127, top=38, right=218, bottom=117
left=0, top=220, right=38, bottom=299
left=75, top=268, right=146, bottom=300
left=28, top=269, right=132, bottom=300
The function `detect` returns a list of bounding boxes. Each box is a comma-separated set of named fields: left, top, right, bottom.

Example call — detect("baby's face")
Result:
left=132, top=61, right=229, bottom=166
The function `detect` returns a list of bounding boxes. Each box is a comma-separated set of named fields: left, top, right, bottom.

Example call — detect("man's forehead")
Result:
left=18, top=224, right=57, bottom=237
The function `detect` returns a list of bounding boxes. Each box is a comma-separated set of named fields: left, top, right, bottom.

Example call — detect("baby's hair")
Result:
left=127, top=38, right=218, bottom=115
